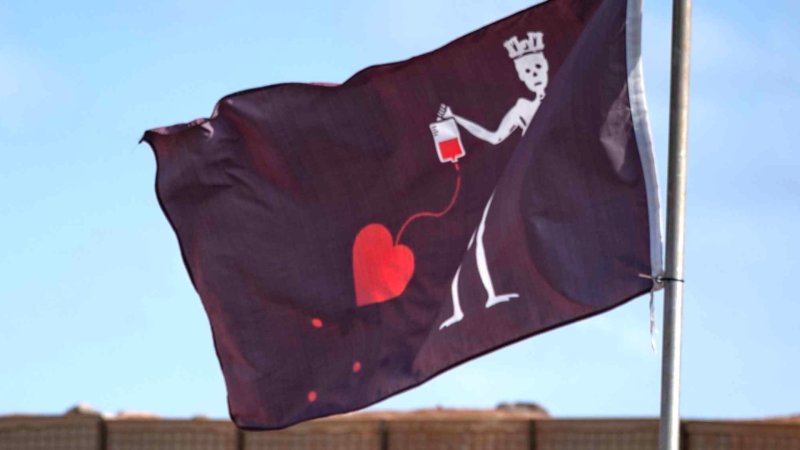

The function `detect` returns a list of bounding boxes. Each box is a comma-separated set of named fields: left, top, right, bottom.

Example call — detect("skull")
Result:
left=514, top=52, right=549, bottom=97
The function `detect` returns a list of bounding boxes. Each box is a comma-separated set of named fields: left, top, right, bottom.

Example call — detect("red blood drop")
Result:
left=352, top=361, right=362, bottom=373
left=311, top=318, right=323, bottom=328
left=307, top=391, right=317, bottom=402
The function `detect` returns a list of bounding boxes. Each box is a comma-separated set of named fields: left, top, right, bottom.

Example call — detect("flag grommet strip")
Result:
left=626, top=0, right=665, bottom=283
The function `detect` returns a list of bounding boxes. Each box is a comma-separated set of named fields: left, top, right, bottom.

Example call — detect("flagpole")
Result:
left=659, top=0, right=692, bottom=449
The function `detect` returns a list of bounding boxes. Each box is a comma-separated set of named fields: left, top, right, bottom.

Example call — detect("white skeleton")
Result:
left=439, top=32, right=550, bottom=329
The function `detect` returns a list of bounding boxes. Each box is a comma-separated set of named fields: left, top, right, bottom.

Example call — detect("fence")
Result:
left=1, top=414, right=799, bottom=450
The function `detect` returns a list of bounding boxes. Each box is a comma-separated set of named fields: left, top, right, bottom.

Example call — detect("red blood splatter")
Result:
left=307, top=391, right=317, bottom=403
left=311, top=318, right=323, bottom=328
left=352, top=361, right=362, bottom=373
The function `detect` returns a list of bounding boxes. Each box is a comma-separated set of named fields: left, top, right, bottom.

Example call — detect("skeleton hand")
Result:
left=438, top=104, right=454, bottom=120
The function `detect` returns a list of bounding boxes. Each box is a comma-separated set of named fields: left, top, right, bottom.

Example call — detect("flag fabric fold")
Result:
left=143, top=0, right=662, bottom=430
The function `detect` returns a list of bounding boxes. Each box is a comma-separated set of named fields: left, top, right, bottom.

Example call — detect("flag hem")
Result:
left=626, top=0, right=664, bottom=282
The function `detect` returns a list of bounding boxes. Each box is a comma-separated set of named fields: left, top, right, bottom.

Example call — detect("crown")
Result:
left=504, top=32, right=545, bottom=59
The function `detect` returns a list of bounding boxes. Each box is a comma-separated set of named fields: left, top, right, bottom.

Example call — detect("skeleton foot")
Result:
left=439, top=311, right=464, bottom=329
left=485, top=293, right=519, bottom=308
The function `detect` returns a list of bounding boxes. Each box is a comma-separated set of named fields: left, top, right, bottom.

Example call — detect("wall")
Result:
left=1, top=414, right=799, bottom=450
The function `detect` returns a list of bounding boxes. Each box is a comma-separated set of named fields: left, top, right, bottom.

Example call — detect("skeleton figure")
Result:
left=439, top=32, right=550, bottom=329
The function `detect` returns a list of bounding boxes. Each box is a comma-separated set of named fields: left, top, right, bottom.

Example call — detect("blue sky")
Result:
left=1, top=0, right=798, bottom=419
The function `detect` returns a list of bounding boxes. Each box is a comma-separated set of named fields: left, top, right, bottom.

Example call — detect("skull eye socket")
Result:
left=525, top=68, right=532, bottom=74
left=535, top=63, right=542, bottom=69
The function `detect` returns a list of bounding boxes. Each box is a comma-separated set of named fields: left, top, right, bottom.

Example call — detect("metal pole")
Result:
left=659, top=0, right=692, bottom=449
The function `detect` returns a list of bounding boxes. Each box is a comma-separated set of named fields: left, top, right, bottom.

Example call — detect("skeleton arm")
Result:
left=440, top=102, right=524, bottom=145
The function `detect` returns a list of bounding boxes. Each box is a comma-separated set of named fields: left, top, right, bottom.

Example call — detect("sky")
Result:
left=1, top=0, right=798, bottom=420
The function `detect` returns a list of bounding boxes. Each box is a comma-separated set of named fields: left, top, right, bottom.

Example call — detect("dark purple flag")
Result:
left=143, top=0, right=662, bottom=430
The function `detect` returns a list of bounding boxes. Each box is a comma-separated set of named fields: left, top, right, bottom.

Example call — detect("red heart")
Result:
left=352, top=224, right=415, bottom=307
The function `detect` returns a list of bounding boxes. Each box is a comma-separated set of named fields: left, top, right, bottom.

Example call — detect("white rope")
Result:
left=638, top=273, right=663, bottom=352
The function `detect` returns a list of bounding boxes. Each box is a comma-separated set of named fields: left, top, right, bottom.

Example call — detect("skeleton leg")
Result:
left=476, top=194, right=519, bottom=308
left=439, top=230, right=476, bottom=329
left=439, top=265, right=464, bottom=329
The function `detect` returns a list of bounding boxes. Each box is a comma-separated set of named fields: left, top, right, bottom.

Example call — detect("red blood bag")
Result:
left=429, top=118, right=465, bottom=163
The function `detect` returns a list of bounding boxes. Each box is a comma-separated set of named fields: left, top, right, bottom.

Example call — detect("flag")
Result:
left=142, top=0, right=662, bottom=430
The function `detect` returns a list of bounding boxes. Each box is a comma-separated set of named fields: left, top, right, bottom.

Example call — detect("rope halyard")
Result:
left=637, top=273, right=684, bottom=352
